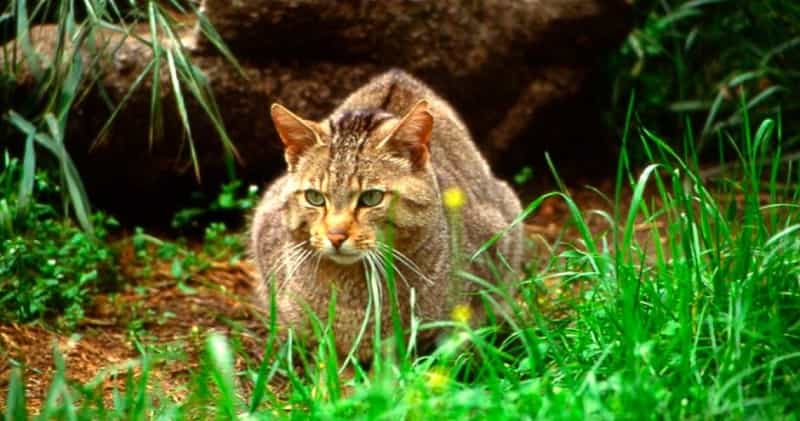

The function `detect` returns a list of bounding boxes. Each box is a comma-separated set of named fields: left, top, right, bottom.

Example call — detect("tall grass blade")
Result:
left=45, top=113, right=93, bottom=234
left=4, top=368, right=28, bottom=421
left=164, top=47, right=199, bottom=181
left=14, top=0, right=42, bottom=81
left=17, top=132, right=35, bottom=212
left=205, top=333, right=239, bottom=418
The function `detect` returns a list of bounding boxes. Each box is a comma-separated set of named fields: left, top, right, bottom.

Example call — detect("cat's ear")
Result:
left=378, top=100, right=434, bottom=170
left=270, top=103, right=323, bottom=169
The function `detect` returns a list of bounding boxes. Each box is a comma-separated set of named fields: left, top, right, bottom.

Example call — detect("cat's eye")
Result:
left=304, top=189, right=325, bottom=206
left=358, top=189, right=384, bottom=207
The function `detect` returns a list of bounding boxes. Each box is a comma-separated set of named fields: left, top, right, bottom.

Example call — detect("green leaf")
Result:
left=170, top=258, right=184, bottom=279
left=17, top=132, right=35, bottom=212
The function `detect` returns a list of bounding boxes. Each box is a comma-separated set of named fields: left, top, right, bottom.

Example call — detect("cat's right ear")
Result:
left=377, top=100, right=434, bottom=170
left=270, top=103, right=323, bottom=169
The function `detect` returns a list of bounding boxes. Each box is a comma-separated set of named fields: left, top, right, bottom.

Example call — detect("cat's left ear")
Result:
left=270, top=103, right=324, bottom=169
left=378, top=100, right=434, bottom=170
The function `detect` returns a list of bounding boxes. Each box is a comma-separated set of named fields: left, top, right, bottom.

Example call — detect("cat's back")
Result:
left=332, top=70, right=524, bottom=271
left=331, top=69, right=496, bottom=196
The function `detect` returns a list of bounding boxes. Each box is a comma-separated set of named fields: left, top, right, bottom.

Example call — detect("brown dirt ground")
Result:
left=0, top=183, right=649, bottom=411
left=0, top=253, right=268, bottom=407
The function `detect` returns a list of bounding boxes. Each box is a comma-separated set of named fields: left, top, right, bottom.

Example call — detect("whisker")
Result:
left=377, top=242, right=434, bottom=286
left=273, top=248, right=306, bottom=277
left=278, top=249, right=312, bottom=292
left=393, top=263, right=412, bottom=289
left=363, top=256, right=382, bottom=311
left=263, top=244, right=307, bottom=295
left=311, top=252, right=322, bottom=284
left=392, top=251, right=434, bottom=286
left=374, top=258, right=385, bottom=306
left=288, top=249, right=312, bottom=279
left=365, top=253, right=384, bottom=305
left=265, top=241, right=308, bottom=279
left=370, top=251, right=388, bottom=281
left=388, top=248, right=427, bottom=275
left=372, top=249, right=411, bottom=290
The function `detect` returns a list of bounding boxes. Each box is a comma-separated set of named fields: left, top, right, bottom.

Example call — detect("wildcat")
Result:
left=249, top=69, right=524, bottom=362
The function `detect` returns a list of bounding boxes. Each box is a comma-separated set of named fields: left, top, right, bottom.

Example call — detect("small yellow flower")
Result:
left=405, top=389, right=423, bottom=405
left=425, top=367, right=450, bottom=392
left=451, top=303, right=472, bottom=324
left=443, top=187, right=466, bottom=210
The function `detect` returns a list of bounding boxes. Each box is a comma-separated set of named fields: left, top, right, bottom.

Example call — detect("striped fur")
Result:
left=250, top=69, right=525, bottom=363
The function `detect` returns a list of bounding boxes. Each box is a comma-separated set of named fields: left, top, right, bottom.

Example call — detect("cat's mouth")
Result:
left=324, top=250, right=363, bottom=265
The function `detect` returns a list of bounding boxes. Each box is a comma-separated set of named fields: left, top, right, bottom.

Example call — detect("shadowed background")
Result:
left=2, top=0, right=632, bottom=224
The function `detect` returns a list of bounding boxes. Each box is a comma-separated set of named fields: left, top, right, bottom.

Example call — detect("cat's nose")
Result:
left=326, top=228, right=348, bottom=249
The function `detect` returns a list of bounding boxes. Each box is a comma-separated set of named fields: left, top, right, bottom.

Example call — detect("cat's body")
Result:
left=250, top=70, right=523, bottom=360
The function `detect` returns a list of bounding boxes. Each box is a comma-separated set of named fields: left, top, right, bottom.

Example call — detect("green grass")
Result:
left=608, top=0, right=800, bottom=161
left=5, top=104, right=799, bottom=419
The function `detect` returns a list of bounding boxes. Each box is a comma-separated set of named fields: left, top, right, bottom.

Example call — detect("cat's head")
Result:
left=270, top=101, right=439, bottom=265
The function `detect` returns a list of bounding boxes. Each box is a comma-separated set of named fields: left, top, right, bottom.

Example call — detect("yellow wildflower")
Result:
left=451, top=303, right=472, bottom=324
left=443, top=187, right=466, bottom=210
left=425, top=367, right=449, bottom=392
left=405, top=389, right=423, bottom=405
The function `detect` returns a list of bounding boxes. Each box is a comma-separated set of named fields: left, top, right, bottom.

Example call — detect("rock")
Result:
left=197, top=1, right=630, bottom=72
left=3, top=1, right=631, bottom=224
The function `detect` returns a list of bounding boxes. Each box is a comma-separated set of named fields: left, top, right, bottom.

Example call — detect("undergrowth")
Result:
left=2, top=0, right=799, bottom=419
left=5, top=104, right=799, bottom=419
left=0, top=153, right=250, bottom=328
left=0, top=153, right=118, bottom=328
left=609, top=0, right=800, bottom=160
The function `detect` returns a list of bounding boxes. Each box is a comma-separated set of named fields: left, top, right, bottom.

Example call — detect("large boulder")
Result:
left=198, top=0, right=629, bottom=71
left=3, top=1, right=631, bottom=223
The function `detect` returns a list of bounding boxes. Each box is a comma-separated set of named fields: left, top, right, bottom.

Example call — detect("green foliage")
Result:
left=128, top=220, right=242, bottom=297
left=609, top=0, right=800, bottom=159
left=4, top=368, right=27, bottom=421
left=513, top=165, right=534, bottom=186
left=171, top=180, right=260, bottom=230
left=169, top=179, right=256, bottom=260
left=1, top=0, right=241, bottom=231
left=131, top=227, right=207, bottom=285
left=203, top=221, right=244, bottom=260
left=6, top=111, right=95, bottom=233
left=0, top=155, right=118, bottom=327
